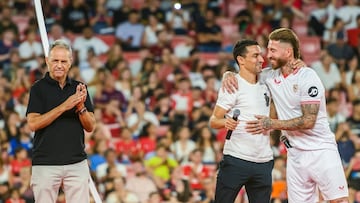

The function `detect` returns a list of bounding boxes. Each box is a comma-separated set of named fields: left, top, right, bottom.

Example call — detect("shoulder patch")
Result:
left=308, top=86, right=318, bottom=97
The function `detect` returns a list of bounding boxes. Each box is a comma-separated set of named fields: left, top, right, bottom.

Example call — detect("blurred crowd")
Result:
left=1, top=0, right=360, bottom=202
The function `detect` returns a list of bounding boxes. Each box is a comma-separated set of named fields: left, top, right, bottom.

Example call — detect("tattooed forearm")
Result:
left=269, top=103, right=319, bottom=130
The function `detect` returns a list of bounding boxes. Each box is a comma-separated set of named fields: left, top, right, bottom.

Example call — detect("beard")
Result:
left=269, top=57, right=287, bottom=70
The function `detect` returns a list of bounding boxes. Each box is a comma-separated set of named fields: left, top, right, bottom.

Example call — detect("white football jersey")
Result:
left=261, top=67, right=337, bottom=150
left=216, top=74, right=273, bottom=163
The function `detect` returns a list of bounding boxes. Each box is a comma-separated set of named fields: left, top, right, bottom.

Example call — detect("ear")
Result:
left=236, top=55, right=244, bottom=65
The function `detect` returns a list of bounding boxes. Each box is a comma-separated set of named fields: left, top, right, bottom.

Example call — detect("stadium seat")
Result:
left=171, top=35, right=188, bottom=49
left=199, top=52, right=220, bottom=66
left=227, top=1, right=247, bottom=18
left=12, top=15, right=30, bottom=41
left=299, top=36, right=322, bottom=65
left=96, top=34, right=116, bottom=47
left=292, top=20, right=309, bottom=36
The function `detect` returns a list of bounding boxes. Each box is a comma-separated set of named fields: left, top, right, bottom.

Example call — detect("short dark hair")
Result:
left=233, top=39, right=259, bottom=63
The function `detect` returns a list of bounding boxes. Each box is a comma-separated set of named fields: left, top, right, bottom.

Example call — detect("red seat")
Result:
left=227, top=1, right=247, bottom=18
left=96, top=34, right=116, bottom=47
left=299, top=36, right=321, bottom=65
left=292, top=20, right=309, bottom=36
left=199, top=52, right=220, bottom=66
left=171, top=35, right=188, bottom=49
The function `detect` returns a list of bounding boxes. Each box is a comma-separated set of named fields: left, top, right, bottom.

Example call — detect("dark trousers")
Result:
left=214, top=155, right=274, bottom=203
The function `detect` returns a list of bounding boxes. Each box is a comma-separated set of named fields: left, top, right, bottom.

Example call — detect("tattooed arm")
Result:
left=266, top=103, right=319, bottom=130
left=246, top=102, right=319, bottom=134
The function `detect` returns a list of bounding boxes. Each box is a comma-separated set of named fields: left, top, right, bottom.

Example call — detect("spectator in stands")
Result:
left=326, top=31, right=355, bottom=69
left=309, top=0, right=337, bottom=37
left=327, top=97, right=347, bottom=133
left=14, top=166, right=33, bottom=202
left=162, top=166, right=192, bottom=202
left=343, top=54, right=359, bottom=86
left=8, top=121, right=32, bottom=158
left=125, top=159, right=158, bottom=202
left=142, top=14, right=165, bottom=48
left=114, top=127, right=140, bottom=163
left=5, top=188, right=25, bottom=203
left=48, top=23, right=71, bottom=46
left=3, top=111, right=21, bottom=143
left=153, top=93, right=174, bottom=128
left=145, top=143, right=178, bottom=188
left=126, top=101, right=159, bottom=138
left=196, top=9, right=222, bottom=52
left=323, top=17, right=347, bottom=48
left=140, top=0, right=166, bottom=25
left=138, top=123, right=158, bottom=158
left=336, top=122, right=356, bottom=167
left=79, top=47, right=105, bottom=84
left=165, top=3, right=190, bottom=35
left=170, top=126, right=196, bottom=164
left=18, top=28, right=43, bottom=71
left=125, top=84, right=145, bottom=118
left=114, top=67, right=133, bottom=101
left=170, top=77, right=193, bottom=116
left=311, top=50, right=342, bottom=92
left=182, top=148, right=212, bottom=191
left=336, top=0, right=360, bottom=31
left=115, top=9, right=145, bottom=51
left=233, top=0, right=255, bottom=33
left=90, top=1, right=114, bottom=34
left=0, top=158, right=10, bottom=186
left=149, top=29, right=173, bottom=60
left=197, top=176, right=216, bottom=203
left=104, top=43, right=124, bottom=72
left=88, top=139, right=108, bottom=172
left=73, top=26, right=109, bottom=65
left=60, top=0, right=90, bottom=34
left=96, top=148, right=127, bottom=183
left=147, top=191, right=162, bottom=203
left=347, top=69, right=360, bottom=102
left=174, top=36, right=195, bottom=60
left=347, top=99, right=360, bottom=137
left=9, top=65, right=31, bottom=102
left=105, top=177, right=140, bottom=203
left=346, top=149, right=360, bottom=203
left=244, top=7, right=272, bottom=40
left=0, top=6, right=19, bottom=37
left=112, top=0, right=132, bottom=27
left=0, top=29, right=19, bottom=70
left=196, top=126, right=220, bottom=164
left=93, top=72, right=127, bottom=113
left=9, top=147, right=31, bottom=177
left=3, top=49, right=22, bottom=82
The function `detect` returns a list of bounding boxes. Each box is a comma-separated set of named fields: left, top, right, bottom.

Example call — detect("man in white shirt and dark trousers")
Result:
left=209, top=39, right=274, bottom=203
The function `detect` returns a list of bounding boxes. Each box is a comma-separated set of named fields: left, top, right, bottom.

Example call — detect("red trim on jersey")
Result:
left=300, top=100, right=320, bottom=104
left=282, top=73, right=289, bottom=78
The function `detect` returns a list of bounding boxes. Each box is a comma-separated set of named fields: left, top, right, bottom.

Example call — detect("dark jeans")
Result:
left=214, top=155, right=274, bottom=203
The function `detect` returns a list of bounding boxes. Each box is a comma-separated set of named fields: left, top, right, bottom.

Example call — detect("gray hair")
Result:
left=48, top=39, right=73, bottom=58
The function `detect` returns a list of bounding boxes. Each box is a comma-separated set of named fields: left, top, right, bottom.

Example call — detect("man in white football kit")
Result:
left=210, top=39, right=274, bottom=203
left=223, top=28, right=349, bottom=203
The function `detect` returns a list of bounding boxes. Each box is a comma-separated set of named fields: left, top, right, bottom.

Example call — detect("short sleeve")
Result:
left=299, top=68, right=324, bottom=104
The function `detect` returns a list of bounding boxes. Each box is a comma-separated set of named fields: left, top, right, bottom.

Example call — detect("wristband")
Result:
left=78, top=107, right=87, bottom=115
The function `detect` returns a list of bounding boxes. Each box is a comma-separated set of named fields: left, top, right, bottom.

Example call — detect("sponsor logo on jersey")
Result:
left=308, top=86, right=318, bottom=97
left=274, top=78, right=281, bottom=84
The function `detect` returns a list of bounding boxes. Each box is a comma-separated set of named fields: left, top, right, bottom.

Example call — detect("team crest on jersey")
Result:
left=293, top=84, right=298, bottom=93
left=308, top=86, right=318, bottom=97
